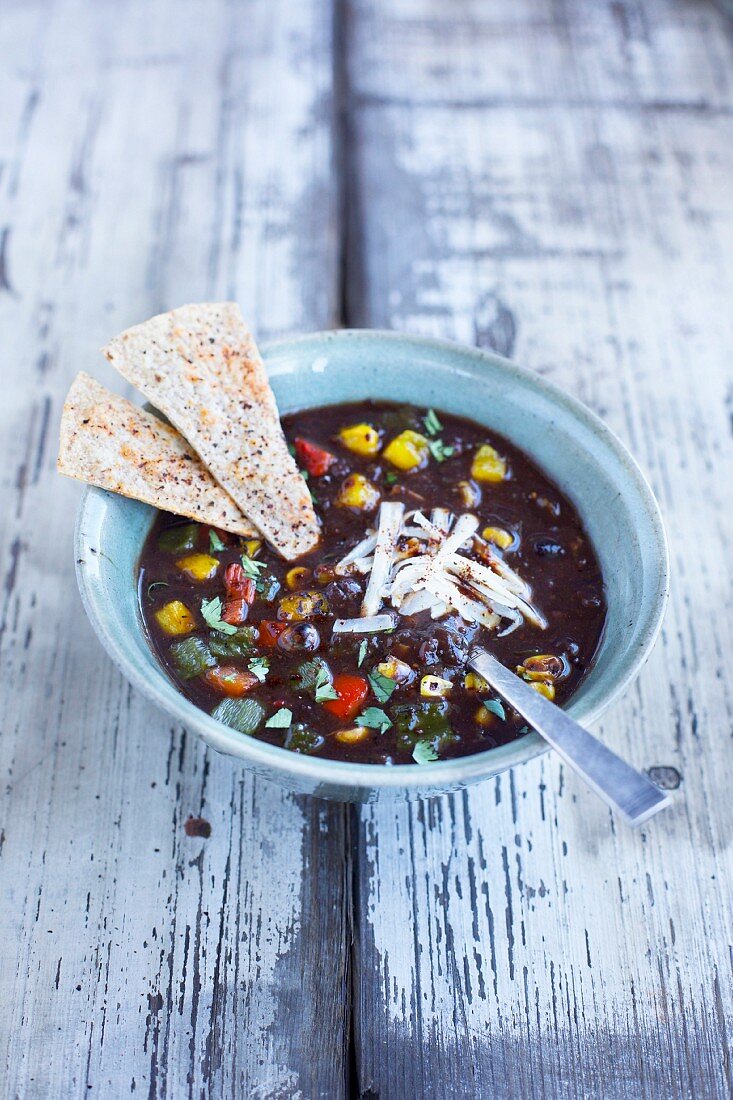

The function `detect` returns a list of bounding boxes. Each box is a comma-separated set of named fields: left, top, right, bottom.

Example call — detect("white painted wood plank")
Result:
left=0, top=2, right=347, bottom=1097
left=346, top=0, right=733, bottom=1095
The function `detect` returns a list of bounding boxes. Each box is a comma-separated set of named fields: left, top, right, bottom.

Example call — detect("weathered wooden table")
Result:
left=2, top=1, right=732, bottom=1096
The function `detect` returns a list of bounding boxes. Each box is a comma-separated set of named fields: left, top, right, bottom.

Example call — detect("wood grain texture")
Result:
left=344, top=0, right=733, bottom=1096
left=0, top=2, right=348, bottom=1097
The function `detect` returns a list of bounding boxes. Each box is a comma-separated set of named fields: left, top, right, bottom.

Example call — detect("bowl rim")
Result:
left=75, top=328, right=669, bottom=791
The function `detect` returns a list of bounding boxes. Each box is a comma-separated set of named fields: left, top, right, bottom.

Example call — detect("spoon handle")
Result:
left=469, top=649, right=671, bottom=827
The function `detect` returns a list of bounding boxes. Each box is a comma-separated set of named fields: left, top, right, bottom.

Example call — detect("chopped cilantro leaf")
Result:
left=357, top=640, right=367, bottom=667
left=413, top=739, right=439, bottom=765
left=315, top=667, right=339, bottom=702
left=482, top=699, right=506, bottom=721
left=368, top=669, right=396, bottom=703
left=248, top=656, right=269, bottom=682
left=428, top=438, right=455, bottom=463
left=384, top=471, right=399, bottom=486
left=266, top=707, right=293, bottom=728
left=201, top=596, right=238, bottom=635
left=209, top=530, right=226, bottom=552
left=357, top=707, right=392, bottom=734
left=423, top=408, right=443, bottom=437
left=241, top=555, right=266, bottom=579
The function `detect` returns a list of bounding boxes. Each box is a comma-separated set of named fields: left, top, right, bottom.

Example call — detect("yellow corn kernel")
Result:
left=475, top=704, right=497, bottom=727
left=464, top=671, right=490, bottom=693
left=176, top=553, right=219, bottom=582
left=530, top=681, right=556, bottom=701
left=286, top=566, right=312, bottom=590
left=335, top=726, right=370, bottom=745
left=458, top=479, right=481, bottom=508
left=277, top=590, right=330, bottom=621
left=517, top=654, right=565, bottom=682
left=243, top=539, right=262, bottom=558
left=377, top=657, right=414, bottom=684
left=471, top=443, right=507, bottom=483
left=338, top=422, right=381, bottom=456
left=482, top=526, right=514, bottom=551
left=420, top=674, right=452, bottom=699
left=335, top=473, right=381, bottom=511
left=155, top=600, right=196, bottom=636
left=383, top=430, right=430, bottom=472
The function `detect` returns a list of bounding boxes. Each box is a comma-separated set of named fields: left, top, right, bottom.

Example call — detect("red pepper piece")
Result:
left=294, top=437, right=335, bottom=477
left=322, top=673, right=370, bottom=720
left=222, top=563, right=256, bottom=624
left=204, top=666, right=258, bottom=697
left=258, top=620, right=289, bottom=647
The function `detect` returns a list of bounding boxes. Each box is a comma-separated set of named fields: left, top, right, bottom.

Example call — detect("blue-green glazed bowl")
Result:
left=75, top=331, right=669, bottom=802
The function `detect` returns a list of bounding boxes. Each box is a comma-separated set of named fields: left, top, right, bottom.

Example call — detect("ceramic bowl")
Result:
left=75, top=330, right=668, bottom=802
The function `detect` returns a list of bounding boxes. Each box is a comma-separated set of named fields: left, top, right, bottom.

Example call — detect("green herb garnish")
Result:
left=357, top=707, right=392, bottom=734
left=357, top=640, right=367, bottom=667
left=315, top=667, right=339, bottom=702
left=209, top=530, right=226, bottom=552
left=248, top=656, right=269, bottom=682
left=266, top=707, right=293, bottom=729
left=482, top=699, right=506, bottom=721
left=423, top=408, right=443, bottom=437
left=368, top=669, right=396, bottom=703
left=428, top=438, right=454, bottom=463
left=241, top=555, right=266, bottom=579
left=384, top=471, right=399, bottom=486
left=412, top=739, right=439, bottom=764
left=201, top=596, right=238, bottom=635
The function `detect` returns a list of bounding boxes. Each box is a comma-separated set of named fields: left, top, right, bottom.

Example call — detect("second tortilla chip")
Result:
left=103, top=303, right=320, bottom=560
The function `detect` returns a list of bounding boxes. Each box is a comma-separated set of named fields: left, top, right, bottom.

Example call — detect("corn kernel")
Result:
left=464, top=671, right=490, bottom=693
left=175, top=553, right=219, bottom=581
left=338, top=422, right=381, bottom=456
left=517, top=654, right=565, bottom=682
left=482, top=526, right=514, bottom=551
left=383, top=430, right=430, bottom=472
left=471, top=443, right=507, bottom=482
left=277, top=590, right=330, bottom=621
left=475, top=704, right=496, bottom=727
left=530, top=681, right=556, bottom=701
left=377, top=657, right=414, bottom=684
left=155, top=600, right=196, bottom=636
left=243, top=539, right=262, bottom=558
left=286, top=566, right=312, bottom=590
left=335, top=726, right=370, bottom=745
left=420, top=674, right=452, bottom=698
left=335, top=473, right=381, bottom=511
left=458, top=479, right=481, bottom=508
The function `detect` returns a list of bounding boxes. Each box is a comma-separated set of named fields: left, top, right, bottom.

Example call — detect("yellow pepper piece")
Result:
left=286, top=566, right=312, bottom=590
left=338, top=422, right=381, bottom=456
left=155, top=600, right=196, bottom=636
left=277, top=590, right=330, bottom=621
left=335, top=473, right=381, bottom=511
left=471, top=444, right=507, bottom=482
left=383, top=430, right=430, bottom=472
left=243, top=539, right=262, bottom=558
left=420, top=674, right=452, bottom=699
left=176, top=553, right=219, bottom=581
left=482, top=526, right=514, bottom=551
left=377, top=657, right=414, bottom=684
left=475, top=704, right=497, bottom=727
left=530, top=681, right=556, bottom=701
left=335, top=726, right=370, bottom=745
left=463, top=671, right=490, bottom=693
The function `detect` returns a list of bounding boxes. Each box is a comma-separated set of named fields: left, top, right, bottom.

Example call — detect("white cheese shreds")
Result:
left=332, top=614, right=396, bottom=634
left=335, top=530, right=377, bottom=573
left=361, top=502, right=405, bottom=617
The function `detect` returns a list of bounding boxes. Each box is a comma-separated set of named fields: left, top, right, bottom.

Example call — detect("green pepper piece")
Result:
left=170, top=635, right=216, bottom=679
left=211, top=697, right=265, bottom=735
left=392, top=700, right=454, bottom=749
left=257, top=573, right=282, bottom=601
left=158, top=523, right=199, bottom=553
left=284, top=723, right=324, bottom=755
left=208, top=626, right=259, bottom=660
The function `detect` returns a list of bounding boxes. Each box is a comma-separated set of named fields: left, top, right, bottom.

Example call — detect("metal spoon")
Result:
left=469, top=648, right=671, bottom=826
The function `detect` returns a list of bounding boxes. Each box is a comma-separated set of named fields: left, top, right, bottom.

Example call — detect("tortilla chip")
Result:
left=102, top=303, right=319, bottom=560
left=58, top=372, right=257, bottom=537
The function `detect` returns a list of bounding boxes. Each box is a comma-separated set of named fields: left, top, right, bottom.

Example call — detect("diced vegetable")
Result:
left=208, top=626, right=258, bottom=660
left=376, top=657, right=414, bottom=685
left=392, top=700, right=453, bottom=744
left=211, top=696, right=265, bottom=735
left=170, top=636, right=216, bottom=679
left=204, top=666, right=258, bottom=696
left=155, top=600, right=196, bottom=636
left=322, top=674, right=370, bottom=720
left=158, top=524, right=199, bottom=553
left=335, top=473, right=380, bottom=511
left=285, top=723, right=324, bottom=754
left=481, top=526, right=514, bottom=551
left=420, top=674, right=453, bottom=699
left=286, top=566, right=311, bottom=590
left=294, top=437, right=335, bottom=476
left=293, top=657, right=332, bottom=693
left=335, top=726, right=370, bottom=745
left=256, top=573, right=281, bottom=601
left=242, top=539, right=262, bottom=558
left=176, top=552, right=220, bottom=581
left=471, top=444, right=507, bottom=482
left=258, top=620, right=288, bottom=647
left=463, top=671, right=490, bottom=693
left=383, top=430, right=430, bottom=472
left=458, top=480, right=481, bottom=508
left=530, top=681, right=555, bottom=700
left=475, top=704, right=497, bottom=727
left=222, top=562, right=256, bottom=625
left=278, top=590, right=330, bottom=621
left=338, top=423, right=381, bottom=456
left=517, top=654, right=565, bottom=681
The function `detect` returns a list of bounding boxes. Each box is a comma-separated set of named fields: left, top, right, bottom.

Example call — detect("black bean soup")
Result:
left=139, top=401, right=605, bottom=765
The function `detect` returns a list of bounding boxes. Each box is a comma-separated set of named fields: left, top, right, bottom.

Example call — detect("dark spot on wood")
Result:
left=646, top=766, right=682, bottom=790
left=184, top=816, right=212, bottom=838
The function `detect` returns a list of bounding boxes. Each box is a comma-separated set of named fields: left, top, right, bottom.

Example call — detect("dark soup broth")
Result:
left=138, top=401, right=606, bottom=765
